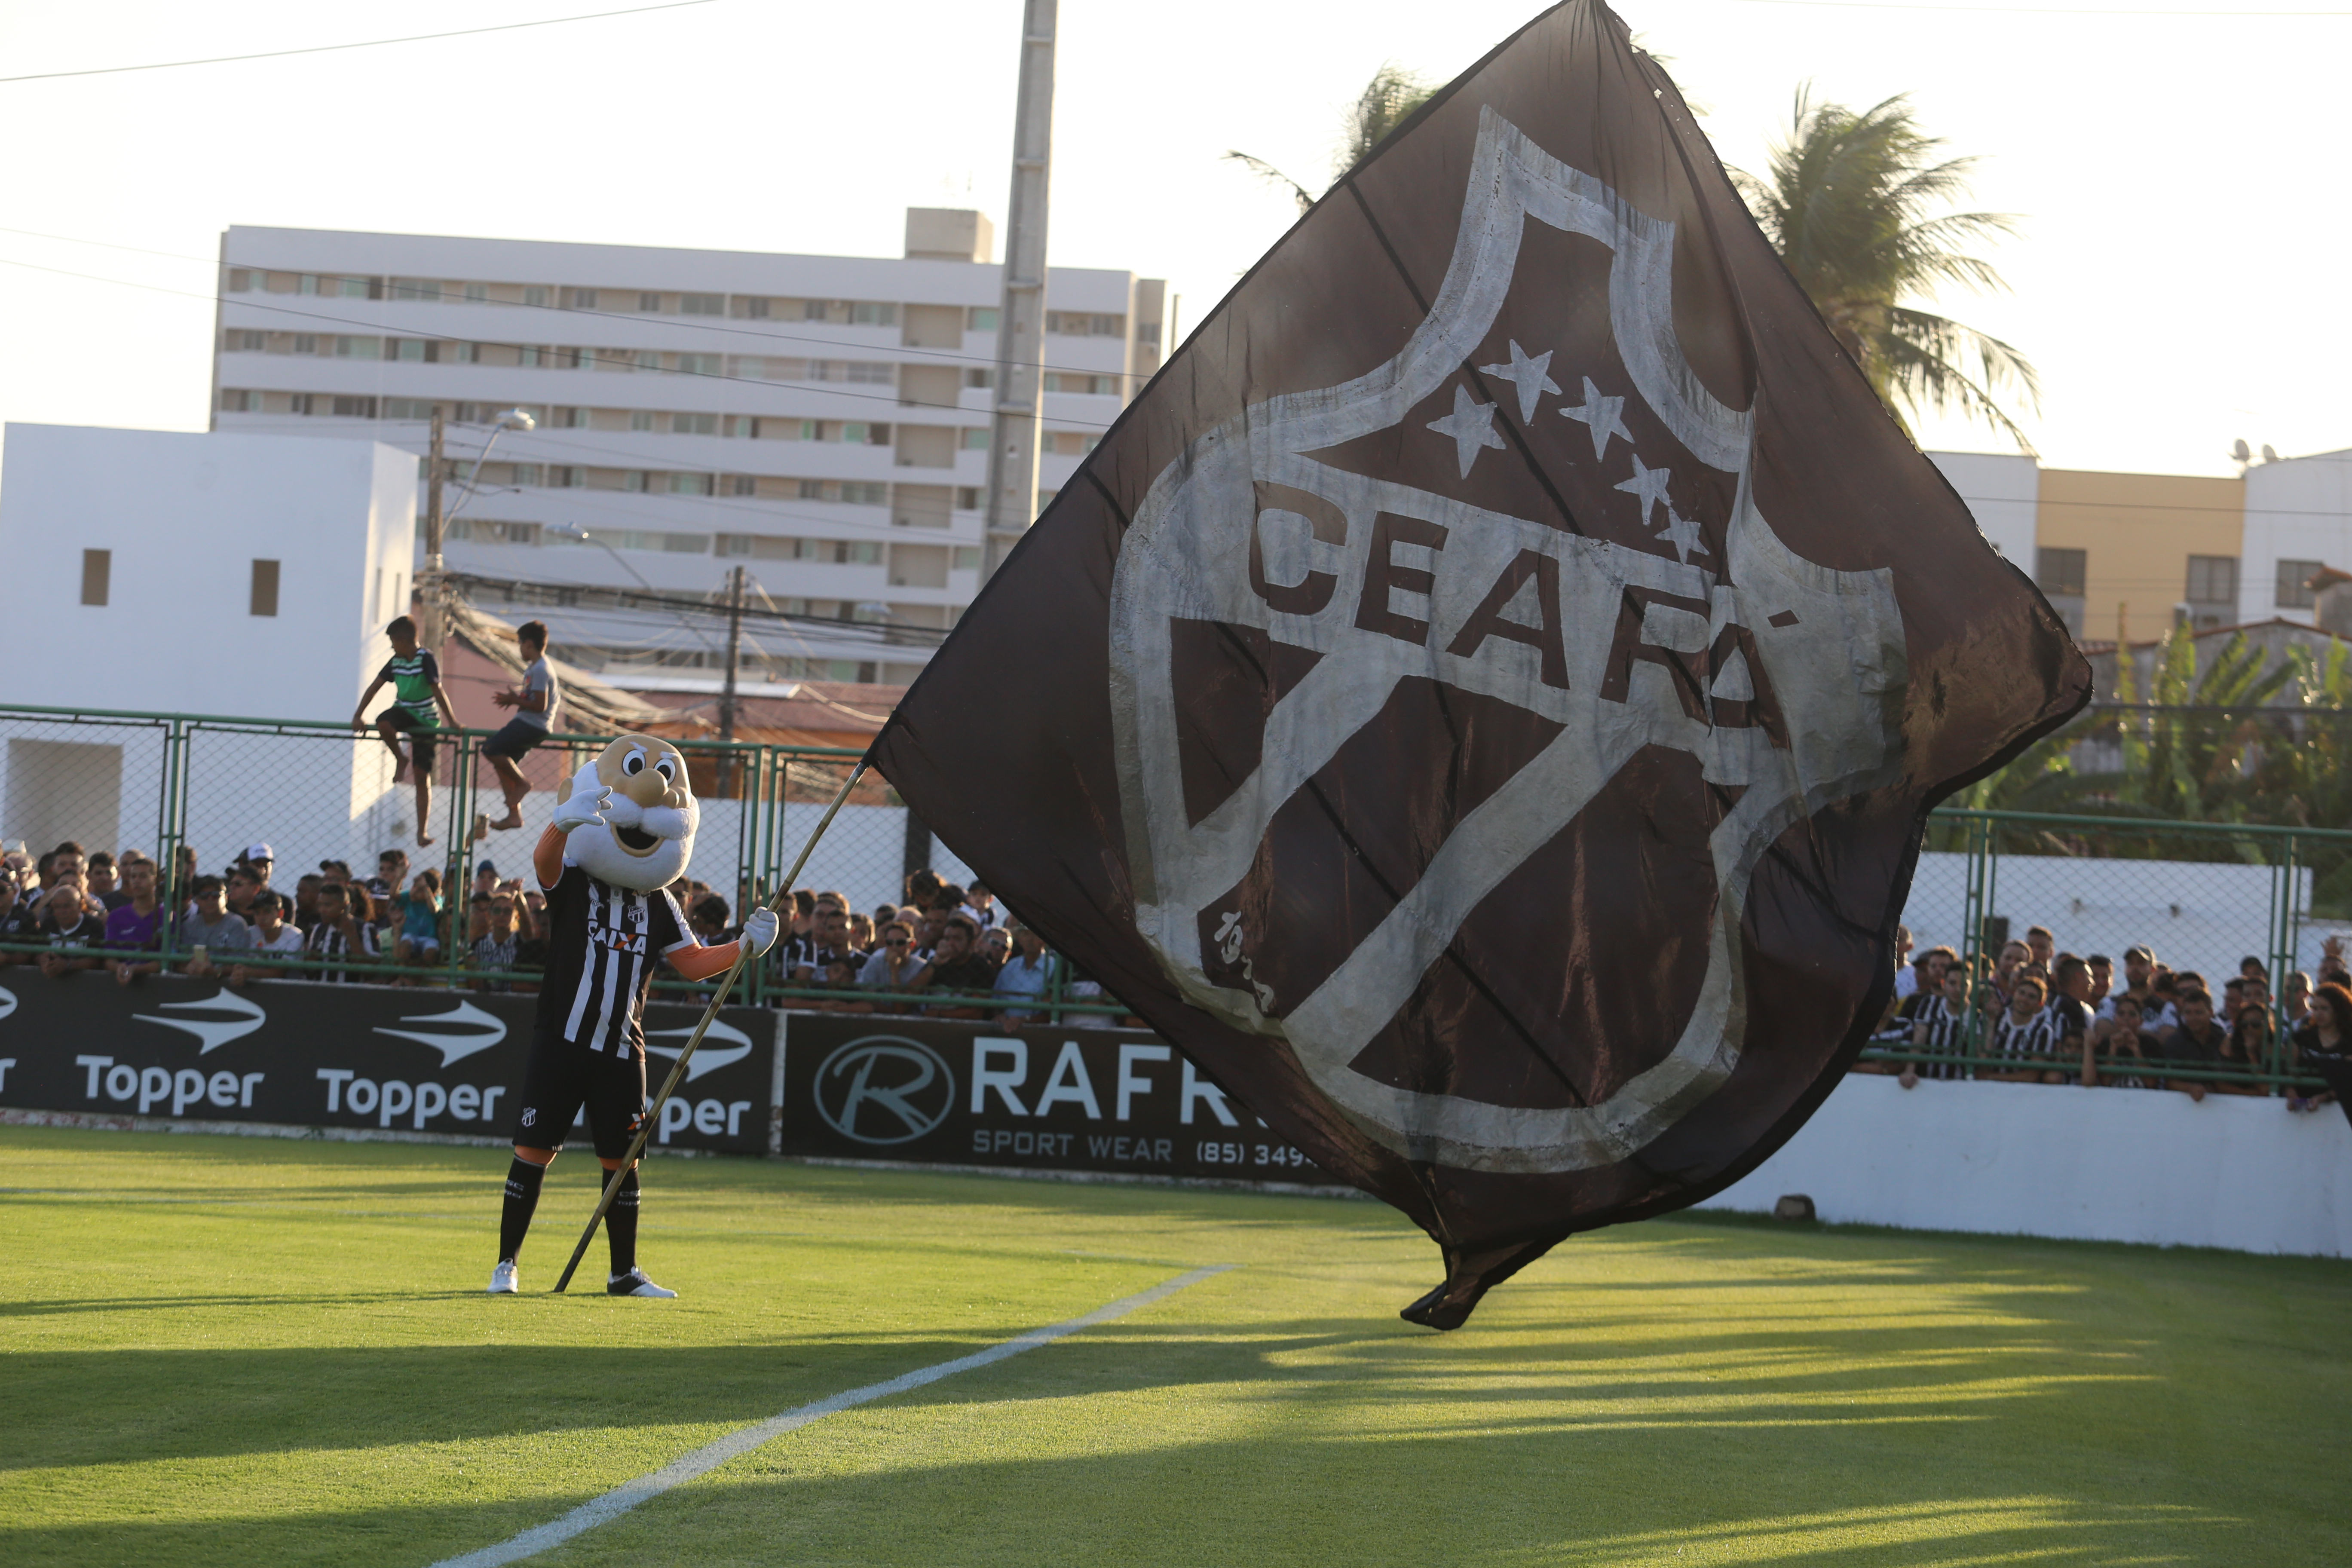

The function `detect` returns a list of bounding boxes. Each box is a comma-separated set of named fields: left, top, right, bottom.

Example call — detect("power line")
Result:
left=447, top=570, right=948, bottom=646
left=0, top=2, right=720, bottom=84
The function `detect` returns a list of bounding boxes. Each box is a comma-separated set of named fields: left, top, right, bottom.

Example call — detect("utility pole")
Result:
left=422, top=409, right=447, bottom=654
left=981, top=0, right=1056, bottom=583
left=717, top=564, right=746, bottom=794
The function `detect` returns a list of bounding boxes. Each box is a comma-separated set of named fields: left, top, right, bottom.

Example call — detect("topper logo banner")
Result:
left=1107, top=107, right=1909, bottom=1175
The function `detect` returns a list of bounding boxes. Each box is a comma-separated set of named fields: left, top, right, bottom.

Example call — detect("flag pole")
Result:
left=552, top=759, right=870, bottom=1293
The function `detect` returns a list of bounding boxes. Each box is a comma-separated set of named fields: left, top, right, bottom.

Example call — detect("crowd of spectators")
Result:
left=0, top=838, right=554, bottom=995
left=0, top=840, right=1120, bottom=1023
left=1868, top=921, right=2348, bottom=1111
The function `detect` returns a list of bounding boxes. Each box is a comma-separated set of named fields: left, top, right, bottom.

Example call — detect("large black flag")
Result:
left=873, top=0, right=2088, bottom=1326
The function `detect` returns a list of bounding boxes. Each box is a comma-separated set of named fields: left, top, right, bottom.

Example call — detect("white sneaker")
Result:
left=487, top=1259, right=520, bottom=1294
left=607, top=1267, right=677, bottom=1298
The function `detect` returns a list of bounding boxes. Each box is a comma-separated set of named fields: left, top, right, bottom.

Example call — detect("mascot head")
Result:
left=558, top=733, right=698, bottom=891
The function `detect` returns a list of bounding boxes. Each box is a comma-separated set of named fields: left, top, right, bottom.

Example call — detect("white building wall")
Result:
left=2237, top=447, right=2352, bottom=625
left=0, top=424, right=418, bottom=867
left=1702, top=1074, right=2352, bottom=1259
left=1926, top=450, right=2039, bottom=566
left=0, top=424, right=415, bottom=720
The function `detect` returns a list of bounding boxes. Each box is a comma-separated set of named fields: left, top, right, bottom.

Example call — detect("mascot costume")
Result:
left=487, top=734, right=778, bottom=1296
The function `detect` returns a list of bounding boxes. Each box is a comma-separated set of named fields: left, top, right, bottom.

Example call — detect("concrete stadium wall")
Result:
left=1701, top=1073, right=2352, bottom=1258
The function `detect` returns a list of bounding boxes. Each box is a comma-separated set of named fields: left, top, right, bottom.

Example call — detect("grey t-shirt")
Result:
left=520, top=656, right=559, bottom=732
left=184, top=911, right=254, bottom=952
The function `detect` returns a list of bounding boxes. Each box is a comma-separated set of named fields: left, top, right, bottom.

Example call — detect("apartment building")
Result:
left=211, top=211, right=1168, bottom=685
left=1929, top=448, right=2352, bottom=646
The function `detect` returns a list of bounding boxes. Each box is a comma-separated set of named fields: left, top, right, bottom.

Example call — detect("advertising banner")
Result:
left=778, top=1014, right=1350, bottom=1186
left=0, top=974, right=773, bottom=1155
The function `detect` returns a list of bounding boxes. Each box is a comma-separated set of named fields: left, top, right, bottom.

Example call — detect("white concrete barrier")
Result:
left=1700, top=1073, right=2352, bottom=1257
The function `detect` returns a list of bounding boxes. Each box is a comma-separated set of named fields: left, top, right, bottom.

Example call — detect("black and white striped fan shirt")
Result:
left=1911, top=995, right=1973, bottom=1080
left=1988, top=1007, right=2062, bottom=1065
left=533, top=862, right=695, bottom=1057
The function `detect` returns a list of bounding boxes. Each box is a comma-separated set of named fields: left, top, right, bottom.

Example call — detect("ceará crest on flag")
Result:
left=1109, top=105, right=1907, bottom=1175
left=872, top=0, right=2087, bottom=1329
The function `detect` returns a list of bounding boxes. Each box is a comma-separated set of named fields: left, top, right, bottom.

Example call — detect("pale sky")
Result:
left=0, top=0, right=2342, bottom=477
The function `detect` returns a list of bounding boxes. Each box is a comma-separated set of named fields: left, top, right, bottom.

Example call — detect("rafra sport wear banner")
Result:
left=0, top=974, right=772, bottom=1154
left=777, top=1013, right=1350, bottom=1186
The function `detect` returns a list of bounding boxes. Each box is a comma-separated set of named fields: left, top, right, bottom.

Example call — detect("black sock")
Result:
left=499, top=1157, right=545, bottom=1262
left=606, top=1166, right=640, bottom=1278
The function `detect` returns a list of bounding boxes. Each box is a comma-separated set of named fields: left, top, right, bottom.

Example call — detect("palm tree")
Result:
left=1734, top=89, right=2039, bottom=451
left=1225, top=65, right=1434, bottom=214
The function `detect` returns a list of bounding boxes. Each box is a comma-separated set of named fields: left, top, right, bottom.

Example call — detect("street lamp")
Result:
left=446, top=407, right=537, bottom=530
left=541, top=521, right=657, bottom=591
left=422, top=407, right=536, bottom=653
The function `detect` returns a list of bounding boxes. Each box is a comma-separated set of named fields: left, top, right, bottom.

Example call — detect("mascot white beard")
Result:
left=551, top=735, right=700, bottom=891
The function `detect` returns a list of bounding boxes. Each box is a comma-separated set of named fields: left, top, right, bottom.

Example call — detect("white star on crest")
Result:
left=1426, top=383, right=1508, bottom=478
left=1655, top=505, right=1707, bottom=564
left=1476, top=340, right=1561, bottom=423
left=1559, top=376, right=1632, bottom=460
left=1614, top=453, right=1673, bottom=524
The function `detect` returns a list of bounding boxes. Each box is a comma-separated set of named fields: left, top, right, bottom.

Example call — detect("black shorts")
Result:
left=377, top=707, right=440, bottom=771
left=481, top=717, right=548, bottom=762
left=509, top=1031, right=646, bottom=1160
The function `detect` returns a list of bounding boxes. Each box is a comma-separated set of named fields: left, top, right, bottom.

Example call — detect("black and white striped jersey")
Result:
left=1988, top=1008, right=2062, bottom=1062
left=533, top=862, right=695, bottom=1057
left=1911, top=995, right=1973, bottom=1079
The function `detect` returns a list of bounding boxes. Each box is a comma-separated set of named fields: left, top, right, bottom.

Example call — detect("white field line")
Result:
left=430, top=1264, right=1233, bottom=1568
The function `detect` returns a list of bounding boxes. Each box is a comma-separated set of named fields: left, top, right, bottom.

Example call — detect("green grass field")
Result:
left=7, top=1125, right=2347, bottom=1567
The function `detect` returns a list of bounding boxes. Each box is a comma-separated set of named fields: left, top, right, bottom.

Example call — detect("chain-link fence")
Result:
left=10, top=702, right=2342, bottom=1061
left=0, top=701, right=1121, bottom=1022
left=1881, top=808, right=2352, bottom=1093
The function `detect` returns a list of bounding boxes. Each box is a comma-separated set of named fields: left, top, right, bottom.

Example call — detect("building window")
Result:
left=511, top=463, right=543, bottom=487
left=672, top=412, right=717, bottom=435
left=842, top=482, right=886, bottom=505
left=2277, top=559, right=2325, bottom=609
left=630, top=410, right=655, bottom=432
left=727, top=475, right=756, bottom=496
left=563, top=288, right=598, bottom=310
left=226, top=268, right=252, bottom=293
left=384, top=398, right=438, bottom=421
left=964, top=368, right=993, bottom=389
left=289, top=393, right=314, bottom=416
left=330, top=396, right=376, bottom=418
left=968, top=307, right=999, bottom=331
left=676, top=353, right=720, bottom=377
left=668, top=474, right=713, bottom=496
left=956, top=487, right=982, bottom=510
left=220, top=389, right=258, bottom=412
left=1045, top=311, right=1125, bottom=337
left=745, top=298, right=771, bottom=319
left=681, top=293, right=723, bottom=316
left=333, top=335, right=380, bottom=359
left=81, top=549, right=110, bottom=606
left=389, top=278, right=441, bottom=301
left=634, top=351, right=660, bottom=372
left=2186, top=555, right=2239, bottom=607
left=637, top=291, right=664, bottom=312
left=2034, top=547, right=2086, bottom=598
left=249, top=560, right=280, bottom=617
left=953, top=546, right=981, bottom=571
left=524, top=285, right=550, bottom=308
left=962, top=428, right=989, bottom=450
left=850, top=302, right=897, bottom=327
